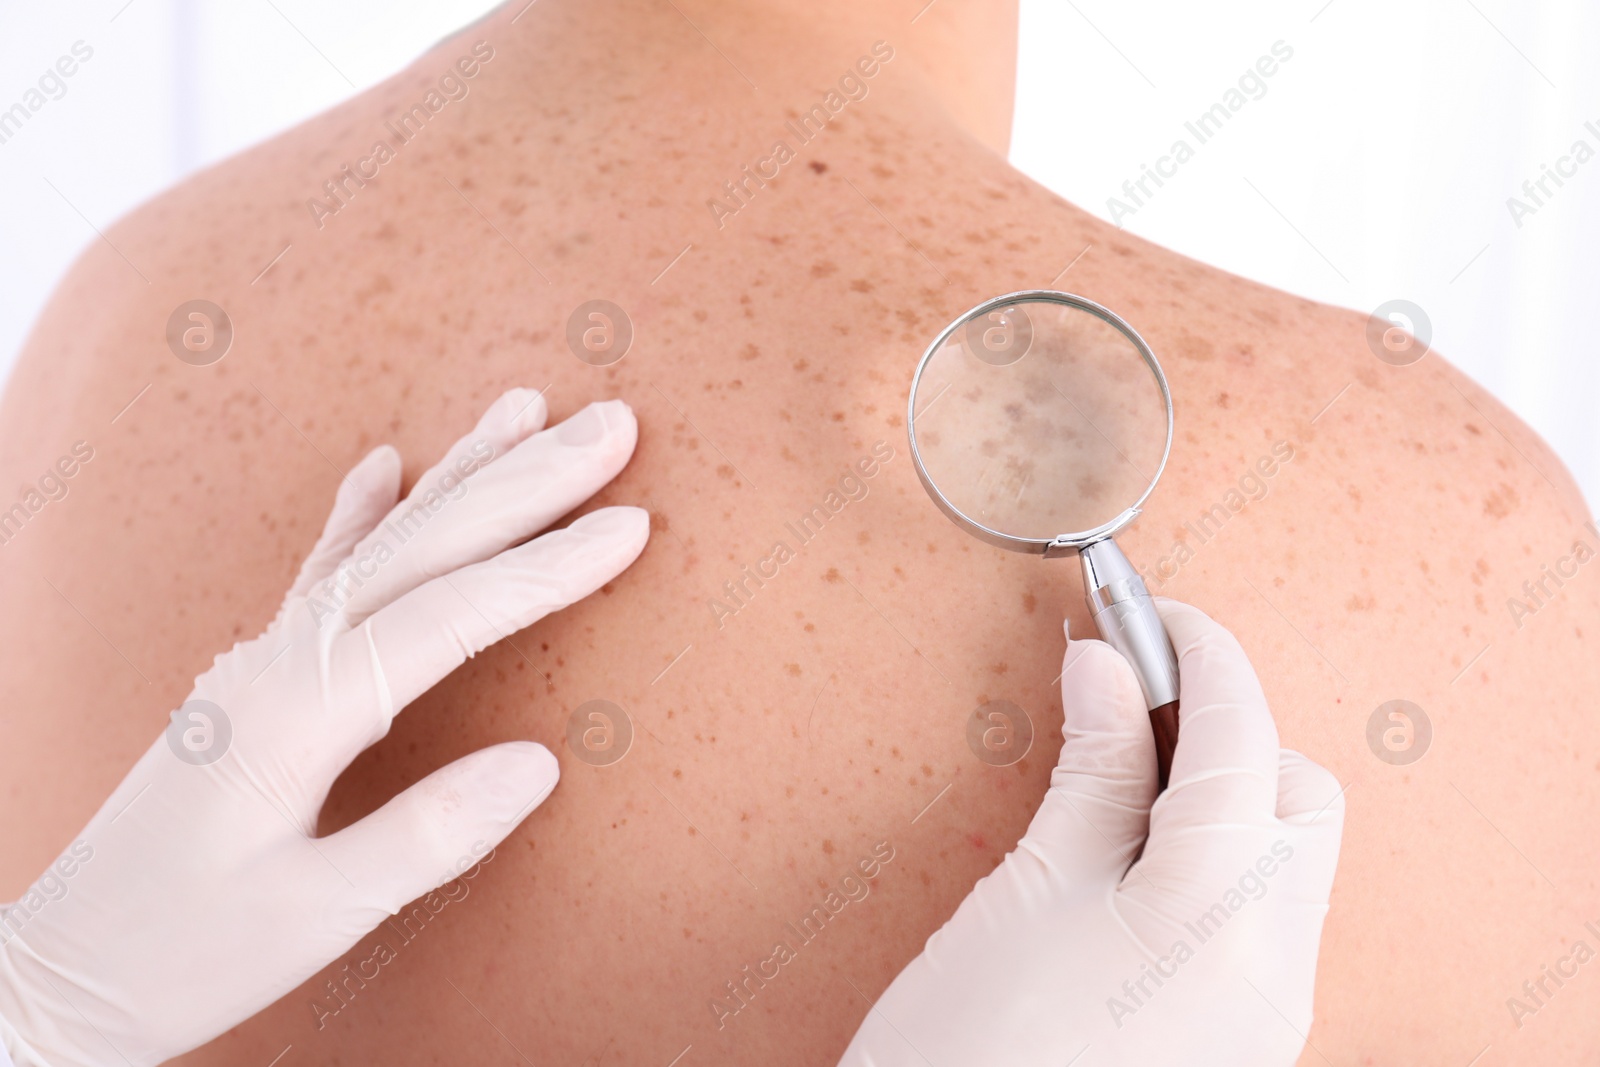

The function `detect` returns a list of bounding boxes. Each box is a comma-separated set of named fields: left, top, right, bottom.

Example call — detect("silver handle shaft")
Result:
left=1078, top=538, right=1179, bottom=711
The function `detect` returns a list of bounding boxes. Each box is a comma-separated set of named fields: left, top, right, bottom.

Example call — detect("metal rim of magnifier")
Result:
left=906, top=289, right=1174, bottom=557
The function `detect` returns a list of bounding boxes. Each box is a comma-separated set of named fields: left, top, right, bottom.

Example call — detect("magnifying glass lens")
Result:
left=909, top=298, right=1169, bottom=542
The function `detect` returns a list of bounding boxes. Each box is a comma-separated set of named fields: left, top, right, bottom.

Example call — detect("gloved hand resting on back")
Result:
left=840, top=598, right=1346, bottom=1067
left=0, top=388, right=649, bottom=1067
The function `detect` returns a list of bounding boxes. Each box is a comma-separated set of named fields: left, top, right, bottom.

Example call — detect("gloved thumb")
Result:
left=320, top=741, right=560, bottom=914
left=1019, top=620, right=1159, bottom=889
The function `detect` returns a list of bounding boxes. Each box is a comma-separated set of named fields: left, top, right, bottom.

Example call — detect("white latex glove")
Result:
left=0, top=389, right=649, bottom=1067
left=840, top=598, right=1345, bottom=1067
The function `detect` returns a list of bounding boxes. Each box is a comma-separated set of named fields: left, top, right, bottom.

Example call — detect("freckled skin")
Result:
left=0, top=2, right=1597, bottom=1065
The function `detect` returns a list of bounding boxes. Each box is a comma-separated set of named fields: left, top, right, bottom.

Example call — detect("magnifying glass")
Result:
left=907, top=290, right=1181, bottom=787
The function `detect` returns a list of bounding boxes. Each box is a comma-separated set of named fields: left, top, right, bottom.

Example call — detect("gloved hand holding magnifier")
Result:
left=908, top=290, right=1180, bottom=785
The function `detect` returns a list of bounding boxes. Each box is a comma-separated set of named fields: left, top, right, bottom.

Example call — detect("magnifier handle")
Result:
left=1146, top=700, right=1180, bottom=790
left=1079, top=540, right=1181, bottom=790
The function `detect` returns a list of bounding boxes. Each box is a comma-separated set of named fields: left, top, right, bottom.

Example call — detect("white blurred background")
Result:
left=0, top=0, right=1595, bottom=504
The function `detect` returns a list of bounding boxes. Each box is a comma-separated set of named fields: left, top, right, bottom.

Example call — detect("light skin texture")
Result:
left=0, top=1, right=1596, bottom=1064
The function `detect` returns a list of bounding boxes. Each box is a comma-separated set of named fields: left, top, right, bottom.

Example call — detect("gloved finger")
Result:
left=320, top=741, right=559, bottom=915
left=337, top=399, right=636, bottom=627
left=315, top=387, right=546, bottom=614
left=284, top=445, right=402, bottom=603
left=1272, top=749, right=1345, bottom=902
left=350, top=505, right=650, bottom=720
left=1151, top=597, right=1281, bottom=826
left=409, top=385, right=550, bottom=492
left=1181, top=752, right=1344, bottom=1040
left=1276, top=749, right=1344, bottom=825
left=1019, top=625, right=1157, bottom=889
left=288, top=389, right=541, bottom=620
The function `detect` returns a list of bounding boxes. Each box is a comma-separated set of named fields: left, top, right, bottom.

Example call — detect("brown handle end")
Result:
left=1149, top=700, right=1180, bottom=790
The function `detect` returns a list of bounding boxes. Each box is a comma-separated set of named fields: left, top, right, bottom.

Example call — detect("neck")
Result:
left=469, top=0, right=1017, bottom=157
